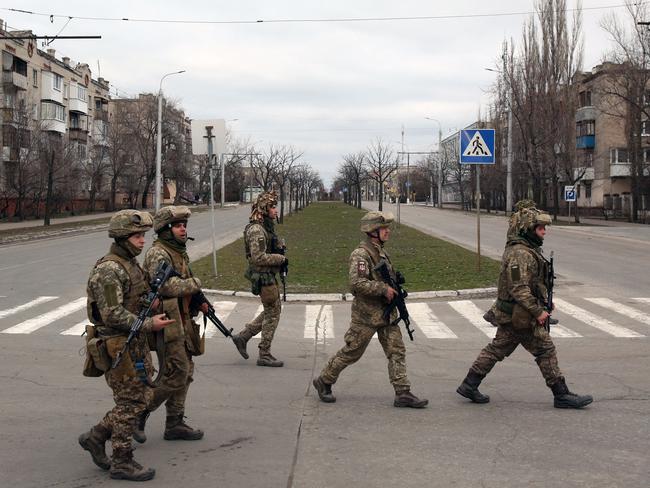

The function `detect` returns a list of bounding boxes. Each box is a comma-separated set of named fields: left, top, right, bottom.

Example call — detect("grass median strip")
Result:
left=192, top=202, right=500, bottom=294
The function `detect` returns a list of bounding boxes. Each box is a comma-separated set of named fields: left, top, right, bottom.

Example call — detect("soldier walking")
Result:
left=79, top=210, right=173, bottom=481
left=134, top=206, right=209, bottom=443
left=231, top=191, right=287, bottom=367
left=457, top=207, right=593, bottom=409
left=312, top=211, right=428, bottom=408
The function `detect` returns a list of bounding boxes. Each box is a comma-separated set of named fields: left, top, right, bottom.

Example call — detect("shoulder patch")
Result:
left=510, top=264, right=521, bottom=282
left=357, top=260, right=368, bottom=276
left=258, top=236, right=265, bottom=247
left=104, top=283, right=119, bottom=307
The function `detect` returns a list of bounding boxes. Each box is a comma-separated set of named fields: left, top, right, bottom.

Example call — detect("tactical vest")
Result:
left=244, top=222, right=279, bottom=277
left=87, top=253, right=149, bottom=335
left=359, top=241, right=396, bottom=282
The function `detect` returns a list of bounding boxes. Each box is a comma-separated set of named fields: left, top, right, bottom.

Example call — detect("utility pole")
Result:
left=506, top=81, right=513, bottom=215
left=205, top=126, right=218, bottom=277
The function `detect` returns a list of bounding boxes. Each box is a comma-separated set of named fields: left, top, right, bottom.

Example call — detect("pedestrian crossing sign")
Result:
left=460, top=129, right=495, bottom=164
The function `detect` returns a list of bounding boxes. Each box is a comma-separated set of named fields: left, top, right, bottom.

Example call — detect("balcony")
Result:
left=574, top=167, right=595, bottom=181
left=576, top=135, right=595, bottom=149
left=69, top=96, right=88, bottom=114
left=1, top=107, right=17, bottom=124
left=40, top=72, right=63, bottom=104
left=94, top=109, right=109, bottom=122
left=2, top=71, right=27, bottom=90
left=69, top=127, right=88, bottom=143
left=575, top=106, right=597, bottom=122
left=610, top=162, right=631, bottom=178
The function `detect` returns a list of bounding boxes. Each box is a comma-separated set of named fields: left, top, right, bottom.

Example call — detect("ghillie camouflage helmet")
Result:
left=517, top=207, right=552, bottom=235
left=507, top=200, right=539, bottom=240
left=250, top=190, right=278, bottom=221
left=514, top=199, right=537, bottom=212
left=108, top=209, right=153, bottom=238
left=153, top=205, right=192, bottom=233
left=360, top=211, right=394, bottom=233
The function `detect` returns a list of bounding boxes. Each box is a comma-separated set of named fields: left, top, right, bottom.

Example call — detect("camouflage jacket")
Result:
left=143, top=240, right=202, bottom=344
left=495, top=239, right=549, bottom=327
left=244, top=222, right=285, bottom=274
left=86, top=248, right=152, bottom=343
left=349, top=239, right=398, bottom=327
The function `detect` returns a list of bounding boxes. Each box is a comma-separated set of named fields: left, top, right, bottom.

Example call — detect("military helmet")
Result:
left=250, top=190, right=278, bottom=221
left=517, top=207, right=552, bottom=234
left=514, top=199, right=537, bottom=212
left=360, top=211, right=394, bottom=233
left=153, top=205, right=192, bottom=233
left=108, top=209, right=153, bottom=238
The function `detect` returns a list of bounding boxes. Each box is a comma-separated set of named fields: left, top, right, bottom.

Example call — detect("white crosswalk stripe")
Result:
left=61, top=320, right=88, bottom=336
left=632, top=298, right=650, bottom=304
left=2, top=297, right=87, bottom=334
left=409, top=302, right=457, bottom=339
left=203, top=301, right=238, bottom=338
left=584, top=298, right=650, bottom=328
left=447, top=300, right=496, bottom=338
left=554, top=298, right=644, bottom=338
left=304, top=305, right=335, bottom=342
left=0, top=296, right=58, bottom=319
left=252, top=305, right=263, bottom=337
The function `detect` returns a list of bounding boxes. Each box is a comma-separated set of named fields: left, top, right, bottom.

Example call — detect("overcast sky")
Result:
left=4, top=1, right=632, bottom=187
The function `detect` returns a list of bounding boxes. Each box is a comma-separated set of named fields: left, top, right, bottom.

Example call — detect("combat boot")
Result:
left=313, top=376, right=336, bottom=403
left=256, top=351, right=284, bottom=367
left=551, top=379, right=593, bottom=409
left=231, top=333, right=250, bottom=359
left=394, top=390, right=428, bottom=408
left=549, top=317, right=559, bottom=325
left=110, top=448, right=155, bottom=481
left=132, top=409, right=150, bottom=444
left=78, top=424, right=111, bottom=471
left=164, top=413, right=204, bottom=440
left=457, top=371, right=490, bottom=403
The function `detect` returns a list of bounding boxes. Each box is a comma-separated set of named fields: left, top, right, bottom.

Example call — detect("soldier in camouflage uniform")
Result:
left=457, top=208, right=593, bottom=409
left=312, top=211, right=428, bottom=408
left=231, top=191, right=287, bottom=367
left=134, top=206, right=208, bottom=443
left=79, top=210, right=173, bottom=481
left=483, top=200, right=558, bottom=326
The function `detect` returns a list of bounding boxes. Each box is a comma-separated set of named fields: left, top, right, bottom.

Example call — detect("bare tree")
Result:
left=340, top=152, right=367, bottom=209
left=273, top=145, right=302, bottom=222
left=365, top=139, right=398, bottom=211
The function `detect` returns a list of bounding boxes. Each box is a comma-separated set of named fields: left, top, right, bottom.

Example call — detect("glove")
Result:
left=282, top=257, right=289, bottom=267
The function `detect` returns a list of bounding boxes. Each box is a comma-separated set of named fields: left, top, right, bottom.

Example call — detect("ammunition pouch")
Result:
left=245, top=267, right=275, bottom=296
left=83, top=324, right=110, bottom=377
left=186, top=319, right=206, bottom=357
left=104, top=335, right=135, bottom=379
left=496, top=298, right=515, bottom=315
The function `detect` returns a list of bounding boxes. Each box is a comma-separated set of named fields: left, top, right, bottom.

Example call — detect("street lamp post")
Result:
left=155, top=70, right=185, bottom=211
left=425, top=117, right=443, bottom=208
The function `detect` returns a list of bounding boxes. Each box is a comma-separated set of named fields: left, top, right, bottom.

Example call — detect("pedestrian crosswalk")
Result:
left=1, top=295, right=649, bottom=341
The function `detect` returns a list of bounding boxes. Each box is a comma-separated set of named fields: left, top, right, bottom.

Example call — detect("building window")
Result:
left=585, top=182, right=592, bottom=199
left=643, top=120, right=650, bottom=136
left=582, top=149, right=594, bottom=167
left=32, top=68, right=38, bottom=87
left=610, top=148, right=629, bottom=163
left=579, top=90, right=592, bottom=107
left=63, top=83, right=69, bottom=99
left=40, top=101, right=65, bottom=122
left=576, top=119, right=595, bottom=136
left=52, top=73, right=63, bottom=91
left=76, top=84, right=87, bottom=101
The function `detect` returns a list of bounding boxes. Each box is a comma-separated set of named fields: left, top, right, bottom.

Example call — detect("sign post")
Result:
left=460, top=129, right=495, bottom=272
left=564, top=185, right=576, bottom=219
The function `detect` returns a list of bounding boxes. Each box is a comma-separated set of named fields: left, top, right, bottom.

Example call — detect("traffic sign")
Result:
left=460, top=129, right=495, bottom=164
left=564, top=185, right=576, bottom=202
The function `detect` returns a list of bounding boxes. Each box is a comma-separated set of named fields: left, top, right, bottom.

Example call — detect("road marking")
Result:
left=584, top=298, right=650, bottom=328
left=547, top=323, right=582, bottom=338
left=2, top=297, right=87, bottom=334
left=632, top=298, right=650, bottom=304
left=61, top=320, right=88, bottom=336
left=204, top=301, right=237, bottom=338
left=0, top=296, right=58, bottom=320
left=252, top=305, right=263, bottom=337
left=554, top=298, right=644, bottom=338
left=409, top=302, right=457, bottom=339
left=304, top=305, right=335, bottom=343
left=448, top=300, right=496, bottom=338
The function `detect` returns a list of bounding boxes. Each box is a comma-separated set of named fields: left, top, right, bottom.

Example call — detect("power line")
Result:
left=1, top=3, right=641, bottom=26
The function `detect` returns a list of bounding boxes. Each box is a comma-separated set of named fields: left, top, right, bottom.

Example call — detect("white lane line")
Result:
left=448, top=300, right=496, bottom=338
left=632, top=298, right=650, bottom=304
left=546, top=322, right=583, bottom=338
left=2, top=297, right=87, bottom=334
left=0, top=296, right=58, bottom=319
left=304, top=305, right=321, bottom=339
left=408, top=302, right=457, bottom=339
left=554, top=298, right=644, bottom=338
left=318, top=305, right=335, bottom=343
left=584, top=298, right=650, bottom=328
left=204, top=301, right=237, bottom=338
left=61, top=320, right=88, bottom=336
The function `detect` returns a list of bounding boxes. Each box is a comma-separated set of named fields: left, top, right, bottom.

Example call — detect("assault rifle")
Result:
left=374, top=260, right=415, bottom=341
left=112, top=261, right=178, bottom=371
left=272, top=236, right=288, bottom=302
left=544, top=251, right=555, bottom=333
left=190, top=290, right=234, bottom=338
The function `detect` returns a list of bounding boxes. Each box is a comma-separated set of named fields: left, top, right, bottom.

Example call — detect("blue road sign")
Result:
left=460, top=129, right=495, bottom=164
left=564, top=185, right=576, bottom=202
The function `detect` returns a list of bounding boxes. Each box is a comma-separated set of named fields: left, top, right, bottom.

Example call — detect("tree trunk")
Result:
left=43, top=150, right=55, bottom=226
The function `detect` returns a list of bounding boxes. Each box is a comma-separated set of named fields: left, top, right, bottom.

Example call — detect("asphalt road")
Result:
left=0, top=202, right=648, bottom=487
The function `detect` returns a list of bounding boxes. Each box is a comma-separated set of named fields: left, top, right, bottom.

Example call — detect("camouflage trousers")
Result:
left=147, top=340, right=194, bottom=417
left=98, top=367, right=152, bottom=453
left=470, top=325, right=563, bottom=387
left=320, top=321, right=411, bottom=393
left=239, top=284, right=282, bottom=354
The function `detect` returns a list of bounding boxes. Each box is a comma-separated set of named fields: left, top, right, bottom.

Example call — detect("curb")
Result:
left=203, top=287, right=498, bottom=302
